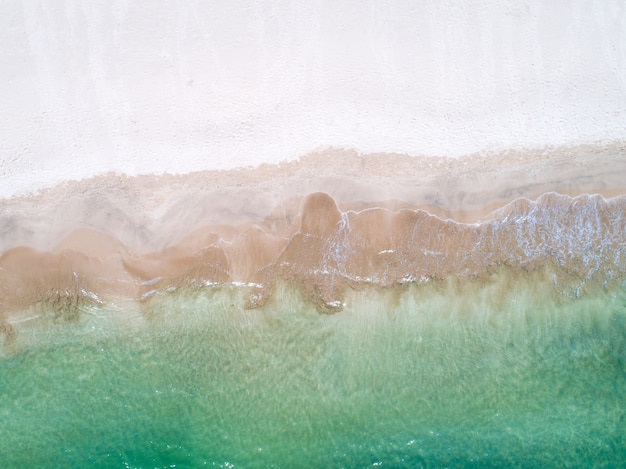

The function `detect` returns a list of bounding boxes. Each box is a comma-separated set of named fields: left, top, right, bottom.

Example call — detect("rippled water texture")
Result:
left=1, top=274, right=625, bottom=467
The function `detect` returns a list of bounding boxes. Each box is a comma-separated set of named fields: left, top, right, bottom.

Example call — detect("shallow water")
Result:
left=1, top=272, right=624, bottom=467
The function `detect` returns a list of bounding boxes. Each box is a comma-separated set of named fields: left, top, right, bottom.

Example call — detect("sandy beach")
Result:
left=2, top=1, right=626, bottom=199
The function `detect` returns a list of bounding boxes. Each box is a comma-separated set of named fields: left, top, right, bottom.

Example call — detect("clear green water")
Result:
left=1, top=274, right=625, bottom=468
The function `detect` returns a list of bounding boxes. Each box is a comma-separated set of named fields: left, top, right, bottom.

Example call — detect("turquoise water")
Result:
left=1, top=274, right=625, bottom=467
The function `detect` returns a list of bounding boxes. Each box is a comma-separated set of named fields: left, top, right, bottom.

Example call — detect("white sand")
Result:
left=1, top=0, right=626, bottom=198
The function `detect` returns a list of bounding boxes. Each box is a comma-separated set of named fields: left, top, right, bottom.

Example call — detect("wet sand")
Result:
left=1, top=144, right=625, bottom=327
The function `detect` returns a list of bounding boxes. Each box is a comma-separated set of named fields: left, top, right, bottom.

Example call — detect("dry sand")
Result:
left=4, top=1, right=625, bottom=198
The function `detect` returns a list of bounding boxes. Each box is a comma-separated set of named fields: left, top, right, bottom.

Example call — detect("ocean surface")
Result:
left=1, top=273, right=625, bottom=467
left=1, top=149, right=625, bottom=467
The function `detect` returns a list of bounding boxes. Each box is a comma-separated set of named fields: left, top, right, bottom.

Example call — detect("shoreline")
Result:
left=1, top=144, right=625, bottom=326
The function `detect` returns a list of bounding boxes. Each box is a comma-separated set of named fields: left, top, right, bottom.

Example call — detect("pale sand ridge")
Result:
left=1, top=144, right=625, bottom=253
